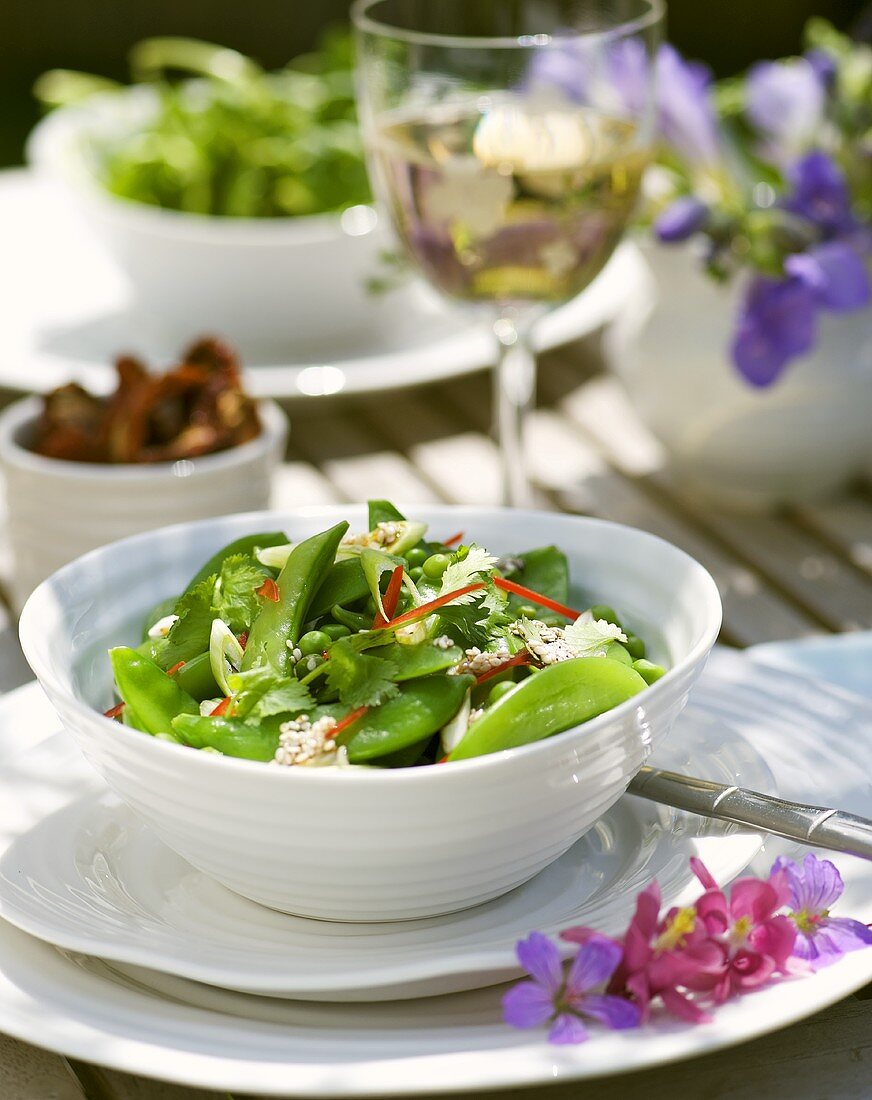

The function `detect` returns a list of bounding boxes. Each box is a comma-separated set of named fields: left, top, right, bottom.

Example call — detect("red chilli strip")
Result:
left=328, top=705, right=369, bottom=740
left=211, top=696, right=232, bottom=717
left=104, top=702, right=125, bottom=720
left=372, top=565, right=405, bottom=628
left=442, top=531, right=465, bottom=547
left=257, top=577, right=280, bottom=603
left=166, top=660, right=186, bottom=677
left=238, top=631, right=248, bottom=649
left=493, top=577, right=581, bottom=620
left=474, top=651, right=531, bottom=686
left=385, top=582, right=486, bottom=629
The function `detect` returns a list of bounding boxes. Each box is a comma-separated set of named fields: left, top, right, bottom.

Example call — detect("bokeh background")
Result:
left=0, top=0, right=867, bottom=166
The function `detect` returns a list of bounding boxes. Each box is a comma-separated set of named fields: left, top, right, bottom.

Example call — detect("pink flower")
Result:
left=563, top=880, right=723, bottom=1023
left=691, top=858, right=797, bottom=1002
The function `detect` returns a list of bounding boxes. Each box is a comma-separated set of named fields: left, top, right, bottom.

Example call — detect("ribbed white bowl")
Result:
left=0, top=397, right=287, bottom=610
left=19, top=506, right=721, bottom=921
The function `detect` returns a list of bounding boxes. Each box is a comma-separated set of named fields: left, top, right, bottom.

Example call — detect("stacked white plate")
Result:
left=0, top=648, right=870, bottom=1095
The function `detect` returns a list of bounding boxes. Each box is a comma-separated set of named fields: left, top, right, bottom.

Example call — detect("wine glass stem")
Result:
left=493, top=315, right=536, bottom=509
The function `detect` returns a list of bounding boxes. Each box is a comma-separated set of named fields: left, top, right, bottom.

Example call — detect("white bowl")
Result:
left=19, top=506, right=721, bottom=922
left=26, top=88, right=418, bottom=345
left=0, top=396, right=288, bottom=611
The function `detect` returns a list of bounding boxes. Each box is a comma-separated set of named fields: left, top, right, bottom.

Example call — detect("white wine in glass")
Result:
left=353, top=0, right=662, bottom=505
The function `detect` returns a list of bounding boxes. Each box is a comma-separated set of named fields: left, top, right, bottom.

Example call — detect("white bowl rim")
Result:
left=26, top=89, right=376, bottom=246
left=19, top=504, right=723, bottom=783
left=0, top=395, right=288, bottom=482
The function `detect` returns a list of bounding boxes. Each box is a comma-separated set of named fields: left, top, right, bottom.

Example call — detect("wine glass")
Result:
left=352, top=0, right=663, bottom=506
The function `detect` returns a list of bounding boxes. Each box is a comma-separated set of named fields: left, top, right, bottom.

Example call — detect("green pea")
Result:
left=624, top=633, right=646, bottom=660
left=488, top=680, right=517, bottom=705
left=409, top=566, right=424, bottom=581
left=422, top=553, right=450, bottom=579
left=299, top=630, right=331, bottom=657
left=296, top=654, right=325, bottom=680
left=632, top=659, right=666, bottom=685
left=589, top=604, right=623, bottom=629
left=517, top=604, right=538, bottom=618
left=405, top=547, right=428, bottom=568
left=322, top=623, right=351, bottom=641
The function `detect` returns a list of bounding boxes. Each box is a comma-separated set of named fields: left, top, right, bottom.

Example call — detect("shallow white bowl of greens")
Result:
left=20, top=506, right=721, bottom=921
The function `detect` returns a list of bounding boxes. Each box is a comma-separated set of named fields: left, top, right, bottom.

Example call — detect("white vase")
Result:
left=607, top=241, right=872, bottom=510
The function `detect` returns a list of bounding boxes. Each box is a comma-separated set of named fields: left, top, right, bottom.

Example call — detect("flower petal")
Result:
left=749, top=915, right=797, bottom=970
left=746, top=60, right=824, bottom=158
left=798, top=917, right=872, bottom=970
left=695, top=889, right=730, bottom=935
left=730, top=878, right=782, bottom=923
left=578, top=993, right=642, bottom=1030
left=655, top=196, right=709, bottom=243
left=660, top=987, right=712, bottom=1024
left=565, top=936, right=623, bottom=997
left=785, top=243, right=872, bottom=312
left=731, top=276, right=818, bottom=387
left=516, top=932, right=563, bottom=995
left=690, top=857, right=719, bottom=891
left=548, top=1013, right=589, bottom=1045
left=502, top=980, right=556, bottom=1029
left=730, top=948, right=775, bottom=990
left=785, top=151, right=856, bottom=235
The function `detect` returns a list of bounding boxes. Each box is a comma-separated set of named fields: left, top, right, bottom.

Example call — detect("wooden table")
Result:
left=1, top=337, right=871, bottom=1099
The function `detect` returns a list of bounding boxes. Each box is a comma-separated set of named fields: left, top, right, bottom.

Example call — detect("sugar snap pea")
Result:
left=373, top=641, right=465, bottom=681
left=173, top=651, right=221, bottom=701
left=110, top=647, right=199, bottom=736
left=172, top=714, right=285, bottom=761
left=448, top=658, right=647, bottom=761
left=340, top=674, right=474, bottom=763
left=242, top=521, right=349, bottom=675
left=309, top=558, right=369, bottom=619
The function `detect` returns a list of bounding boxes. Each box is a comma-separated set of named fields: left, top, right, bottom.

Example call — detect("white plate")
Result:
left=0, top=697, right=770, bottom=1002
left=0, top=169, right=645, bottom=398
left=0, top=652, right=869, bottom=1096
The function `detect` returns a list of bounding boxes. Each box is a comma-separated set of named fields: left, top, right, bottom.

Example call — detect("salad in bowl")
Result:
left=20, top=505, right=720, bottom=920
left=110, top=500, right=666, bottom=769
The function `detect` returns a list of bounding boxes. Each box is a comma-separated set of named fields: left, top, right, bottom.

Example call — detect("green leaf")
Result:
left=367, top=499, right=406, bottom=527
left=228, top=666, right=313, bottom=719
left=213, top=553, right=269, bottom=633
left=161, top=576, right=217, bottom=668
left=324, top=637, right=399, bottom=709
left=511, top=546, right=570, bottom=606
left=435, top=603, right=490, bottom=649
left=439, top=545, right=498, bottom=603
left=360, top=548, right=402, bottom=621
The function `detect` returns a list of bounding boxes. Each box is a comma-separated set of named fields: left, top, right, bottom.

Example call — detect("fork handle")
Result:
left=628, top=767, right=872, bottom=861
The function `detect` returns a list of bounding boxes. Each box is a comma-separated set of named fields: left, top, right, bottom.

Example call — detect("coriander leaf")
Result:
left=563, top=617, right=627, bottom=658
left=435, top=603, right=490, bottom=649
left=325, top=637, right=399, bottom=708
left=439, top=545, right=498, bottom=604
left=161, top=576, right=217, bottom=668
left=214, top=553, right=269, bottom=633
left=228, top=666, right=314, bottom=719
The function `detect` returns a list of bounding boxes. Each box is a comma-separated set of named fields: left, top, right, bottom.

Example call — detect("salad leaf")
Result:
left=213, top=553, right=269, bottom=633
left=563, top=617, right=628, bottom=658
left=162, top=576, right=217, bottom=668
left=228, top=666, right=314, bottom=719
left=510, top=546, right=570, bottom=605
left=325, top=637, right=399, bottom=709
left=368, top=499, right=406, bottom=527
left=439, top=545, right=498, bottom=604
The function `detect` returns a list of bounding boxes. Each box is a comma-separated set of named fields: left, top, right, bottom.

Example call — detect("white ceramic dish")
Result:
left=26, top=88, right=426, bottom=346
left=0, top=169, right=645, bottom=397
left=0, top=654, right=869, bottom=1096
left=0, top=395, right=288, bottom=611
left=19, top=505, right=722, bottom=921
left=0, top=698, right=769, bottom=1001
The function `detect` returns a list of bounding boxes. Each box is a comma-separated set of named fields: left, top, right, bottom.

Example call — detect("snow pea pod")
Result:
left=341, top=673, right=474, bottom=763
left=242, top=521, right=349, bottom=675
left=309, top=558, right=369, bottom=619
left=110, top=646, right=199, bottom=736
left=172, top=714, right=284, bottom=761
left=183, top=531, right=287, bottom=593
left=448, top=658, right=647, bottom=761
left=173, top=652, right=221, bottom=701
left=372, top=640, right=465, bottom=681
left=510, top=546, right=569, bottom=605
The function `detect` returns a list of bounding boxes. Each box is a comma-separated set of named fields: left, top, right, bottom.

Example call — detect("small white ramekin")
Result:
left=0, top=396, right=288, bottom=610
left=20, top=505, right=721, bottom=922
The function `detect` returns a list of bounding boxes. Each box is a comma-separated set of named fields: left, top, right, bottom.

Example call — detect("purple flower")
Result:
left=654, top=196, right=709, bottom=242
left=731, top=275, right=818, bottom=386
left=746, top=60, right=825, bottom=161
left=771, top=854, right=872, bottom=971
left=784, top=151, right=857, bottom=236
left=804, top=48, right=838, bottom=87
left=502, top=932, right=641, bottom=1044
left=785, top=241, right=872, bottom=311
left=655, top=45, right=721, bottom=167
